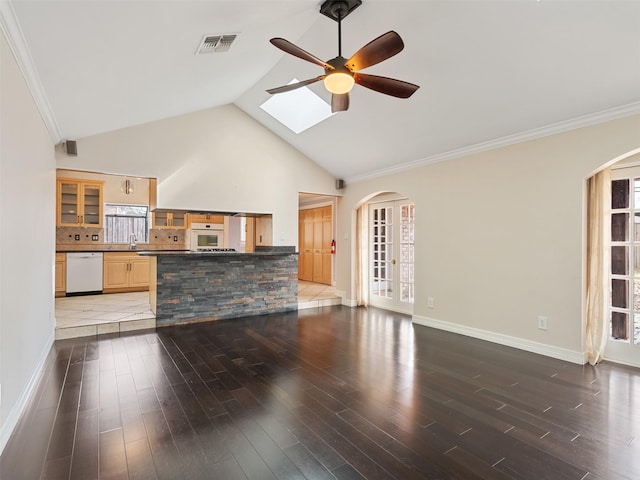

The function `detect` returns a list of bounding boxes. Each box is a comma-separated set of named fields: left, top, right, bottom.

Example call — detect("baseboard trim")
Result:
left=412, top=314, right=587, bottom=365
left=0, top=331, right=55, bottom=455
left=342, top=298, right=358, bottom=307
left=601, top=356, right=640, bottom=369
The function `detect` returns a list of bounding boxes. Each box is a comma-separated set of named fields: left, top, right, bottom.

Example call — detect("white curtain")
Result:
left=356, top=203, right=369, bottom=306
left=585, top=168, right=611, bottom=365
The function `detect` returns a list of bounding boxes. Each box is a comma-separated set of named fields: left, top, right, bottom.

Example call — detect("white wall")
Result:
left=0, top=30, right=56, bottom=452
left=337, top=115, right=640, bottom=363
left=56, top=104, right=338, bottom=247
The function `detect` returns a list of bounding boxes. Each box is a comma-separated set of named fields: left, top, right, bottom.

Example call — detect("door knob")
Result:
left=390, top=259, right=397, bottom=265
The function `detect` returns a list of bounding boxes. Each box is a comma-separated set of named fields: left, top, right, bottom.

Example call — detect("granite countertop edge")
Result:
left=137, top=251, right=298, bottom=257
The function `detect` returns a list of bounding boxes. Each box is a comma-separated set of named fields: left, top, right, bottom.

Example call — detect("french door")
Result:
left=369, top=200, right=415, bottom=314
left=607, top=166, right=640, bottom=365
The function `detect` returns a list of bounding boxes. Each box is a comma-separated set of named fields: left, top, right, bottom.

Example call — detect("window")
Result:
left=399, top=203, right=415, bottom=303
left=104, top=204, right=149, bottom=243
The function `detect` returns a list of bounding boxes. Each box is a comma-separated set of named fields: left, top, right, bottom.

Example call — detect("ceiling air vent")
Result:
left=196, top=34, right=237, bottom=54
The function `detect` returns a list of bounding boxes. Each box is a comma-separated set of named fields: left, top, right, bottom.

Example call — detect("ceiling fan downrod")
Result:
left=330, top=1, right=349, bottom=57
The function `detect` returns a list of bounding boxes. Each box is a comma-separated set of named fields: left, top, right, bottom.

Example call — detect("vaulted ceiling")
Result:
left=4, top=0, right=640, bottom=181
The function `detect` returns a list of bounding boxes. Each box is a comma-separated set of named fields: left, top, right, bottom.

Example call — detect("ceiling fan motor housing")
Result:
left=320, top=0, right=362, bottom=21
left=326, top=56, right=352, bottom=75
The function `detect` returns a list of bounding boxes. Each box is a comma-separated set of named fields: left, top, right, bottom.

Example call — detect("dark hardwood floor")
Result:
left=1, top=306, right=640, bottom=479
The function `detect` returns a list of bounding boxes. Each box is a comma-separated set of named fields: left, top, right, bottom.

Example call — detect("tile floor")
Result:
left=297, top=280, right=341, bottom=308
left=55, top=291, right=155, bottom=340
left=55, top=281, right=341, bottom=339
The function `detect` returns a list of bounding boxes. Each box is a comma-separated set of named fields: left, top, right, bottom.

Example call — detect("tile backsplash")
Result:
left=56, top=226, right=189, bottom=251
left=57, top=226, right=103, bottom=245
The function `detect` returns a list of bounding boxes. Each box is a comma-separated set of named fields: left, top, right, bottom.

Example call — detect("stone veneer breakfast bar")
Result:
left=141, top=246, right=298, bottom=327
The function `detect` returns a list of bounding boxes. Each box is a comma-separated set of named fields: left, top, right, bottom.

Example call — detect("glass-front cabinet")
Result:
left=152, top=211, right=187, bottom=229
left=56, top=178, right=104, bottom=227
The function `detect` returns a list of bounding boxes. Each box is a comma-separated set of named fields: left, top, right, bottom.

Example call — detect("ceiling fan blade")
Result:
left=354, top=73, right=419, bottom=98
left=345, top=31, right=405, bottom=72
left=331, top=93, right=349, bottom=113
left=270, top=38, right=333, bottom=70
left=266, top=76, right=325, bottom=94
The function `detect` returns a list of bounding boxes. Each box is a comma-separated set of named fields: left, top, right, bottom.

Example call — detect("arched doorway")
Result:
left=586, top=147, right=640, bottom=367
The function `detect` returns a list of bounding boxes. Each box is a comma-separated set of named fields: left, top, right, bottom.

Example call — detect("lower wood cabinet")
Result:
left=103, top=252, right=150, bottom=293
left=55, top=253, right=66, bottom=297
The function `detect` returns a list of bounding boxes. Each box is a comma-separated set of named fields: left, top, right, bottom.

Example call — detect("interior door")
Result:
left=298, top=206, right=333, bottom=285
left=369, top=200, right=415, bottom=314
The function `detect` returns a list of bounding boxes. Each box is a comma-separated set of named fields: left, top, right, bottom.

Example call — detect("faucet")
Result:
left=129, top=233, right=137, bottom=249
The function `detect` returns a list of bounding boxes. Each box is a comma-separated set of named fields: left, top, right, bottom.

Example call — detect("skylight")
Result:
left=260, top=79, right=333, bottom=134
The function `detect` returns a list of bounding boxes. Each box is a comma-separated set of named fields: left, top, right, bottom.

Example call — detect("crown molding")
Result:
left=345, top=101, right=640, bottom=185
left=0, top=0, right=62, bottom=143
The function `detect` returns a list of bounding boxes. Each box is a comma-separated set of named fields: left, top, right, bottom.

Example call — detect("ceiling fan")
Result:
left=266, top=0, right=419, bottom=113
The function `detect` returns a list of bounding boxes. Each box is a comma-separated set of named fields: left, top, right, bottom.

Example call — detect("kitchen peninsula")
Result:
left=140, top=246, right=298, bottom=326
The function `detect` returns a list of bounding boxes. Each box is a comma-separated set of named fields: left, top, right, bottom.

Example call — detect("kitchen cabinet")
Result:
left=244, top=216, right=272, bottom=251
left=56, top=178, right=104, bottom=227
left=299, top=206, right=332, bottom=285
left=152, top=211, right=187, bottom=229
left=188, top=214, right=224, bottom=225
left=103, top=252, right=150, bottom=293
left=245, top=217, right=255, bottom=253
left=254, top=216, right=272, bottom=246
left=55, top=253, right=66, bottom=297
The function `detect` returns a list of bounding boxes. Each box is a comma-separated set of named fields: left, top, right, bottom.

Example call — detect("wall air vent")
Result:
left=196, top=34, right=237, bottom=54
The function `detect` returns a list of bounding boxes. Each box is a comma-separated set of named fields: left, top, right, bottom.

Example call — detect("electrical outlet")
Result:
left=91, top=235, right=99, bottom=241
left=537, top=315, right=548, bottom=330
left=173, top=236, right=178, bottom=242
left=74, top=234, right=80, bottom=241
left=427, top=297, right=434, bottom=309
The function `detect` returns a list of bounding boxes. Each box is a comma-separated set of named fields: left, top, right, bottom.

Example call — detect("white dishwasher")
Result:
left=66, top=252, right=103, bottom=294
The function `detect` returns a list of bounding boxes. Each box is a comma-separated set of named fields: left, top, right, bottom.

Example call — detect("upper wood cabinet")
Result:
left=152, top=211, right=187, bottom=229
left=56, top=178, right=104, bottom=227
left=188, top=214, right=224, bottom=225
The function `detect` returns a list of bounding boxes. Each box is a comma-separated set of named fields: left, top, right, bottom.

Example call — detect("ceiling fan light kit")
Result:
left=324, top=72, right=354, bottom=94
left=267, top=0, right=419, bottom=112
